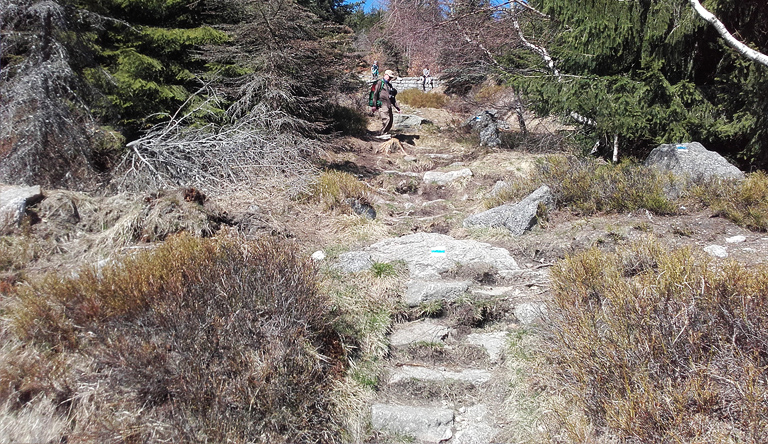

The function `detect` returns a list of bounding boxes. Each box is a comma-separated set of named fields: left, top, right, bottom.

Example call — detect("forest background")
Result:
left=1, top=0, right=766, bottom=192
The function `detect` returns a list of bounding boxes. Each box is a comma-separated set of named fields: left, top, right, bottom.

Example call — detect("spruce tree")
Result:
left=515, top=0, right=768, bottom=167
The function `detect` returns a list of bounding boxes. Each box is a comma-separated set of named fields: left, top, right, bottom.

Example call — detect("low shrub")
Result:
left=327, top=104, right=368, bottom=137
left=535, top=155, right=678, bottom=215
left=544, top=238, right=768, bottom=442
left=4, top=234, right=342, bottom=443
left=692, top=171, right=768, bottom=231
left=396, top=89, right=449, bottom=109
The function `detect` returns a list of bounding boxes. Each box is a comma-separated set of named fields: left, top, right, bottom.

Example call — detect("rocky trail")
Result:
left=317, top=99, right=768, bottom=442
left=318, top=108, right=556, bottom=443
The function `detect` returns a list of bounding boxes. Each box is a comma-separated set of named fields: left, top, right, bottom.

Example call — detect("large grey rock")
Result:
left=465, top=110, right=501, bottom=147
left=390, top=319, right=452, bottom=347
left=644, top=142, right=744, bottom=182
left=423, top=168, right=473, bottom=185
left=371, top=404, right=454, bottom=443
left=389, top=365, right=491, bottom=385
left=340, top=232, right=519, bottom=279
left=464, top=185, right=554, bottom=235
left=0, top=185, right=43, bottom=230
left=396, top=114, right=432, bottom=129
left=405, top=279, right=472, bottom=306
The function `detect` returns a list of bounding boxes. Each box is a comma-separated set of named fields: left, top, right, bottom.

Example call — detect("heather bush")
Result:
left=691, top=170, right=768, bottom=231
left=4, top=234, right=342, bottom=443
left=535, top=155, right=678, bottom=215
left=544, top=238, right=768, bottom=442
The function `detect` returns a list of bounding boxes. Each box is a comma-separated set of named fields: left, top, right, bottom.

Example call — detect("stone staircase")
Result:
left=369, top=272, right=549, bottom=443
left=338, top=233, right=549, bottom=443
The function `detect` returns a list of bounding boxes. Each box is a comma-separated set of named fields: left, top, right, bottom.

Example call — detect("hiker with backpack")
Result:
left=371, top=61, right=379, bottom=80
left=370, top=69, right=400, bottom=139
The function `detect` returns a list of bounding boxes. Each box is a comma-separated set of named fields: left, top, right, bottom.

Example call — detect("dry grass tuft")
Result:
left=396, top=89, right=449, bottom=109
left=303, top=169, right=371, bottom=214
left=542, top=237, right=768, bottom=442
left=3, top=234, right=343, bottom=443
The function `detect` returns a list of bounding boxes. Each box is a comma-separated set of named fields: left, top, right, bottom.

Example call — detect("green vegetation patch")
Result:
left=544, top=238, right=768, bottom=442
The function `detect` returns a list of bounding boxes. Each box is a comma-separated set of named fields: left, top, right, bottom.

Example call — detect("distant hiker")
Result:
left=422, top=67, right=432, bottom=91
left=371, top=69, right=401, bottom=139
left=371, top=61, right=379, bottom=80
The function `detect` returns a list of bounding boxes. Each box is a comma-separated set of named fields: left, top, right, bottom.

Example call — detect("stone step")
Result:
left=388, top=365, right=491, bottom=386
left=465, top=331, right=509, bottom=363
left=390, top=319, right=452, bottom=347
left=371, top=403, right=454, bottom=444
left=453, top=404, right=500, bottom=444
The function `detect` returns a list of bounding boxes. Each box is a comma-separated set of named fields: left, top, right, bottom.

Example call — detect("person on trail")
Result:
left=422, top=66, right=431, bottom=91
left=371, top=69, right=401, bottom=139
left=371, top=61, right=379, bottom=80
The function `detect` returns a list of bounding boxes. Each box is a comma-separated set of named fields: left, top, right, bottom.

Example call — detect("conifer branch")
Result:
left=689, top=0, right=768, bottom=68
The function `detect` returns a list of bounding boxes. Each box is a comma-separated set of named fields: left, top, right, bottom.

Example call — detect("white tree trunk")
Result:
left=612, top=134, right=619, bottom=163
left=689, top=0, right=768, bottom=68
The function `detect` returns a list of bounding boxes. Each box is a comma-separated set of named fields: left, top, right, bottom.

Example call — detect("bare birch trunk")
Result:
left=689, top=0, right=768, bottom=68
left=612, top=134, right=619, bottom=163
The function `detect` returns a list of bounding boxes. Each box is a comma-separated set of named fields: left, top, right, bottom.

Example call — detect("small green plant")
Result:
left=417, top=299, right=444, bottom=318
left=396, top=89, right=449, bottom=108
left=371, top=261, right=397, bottom=278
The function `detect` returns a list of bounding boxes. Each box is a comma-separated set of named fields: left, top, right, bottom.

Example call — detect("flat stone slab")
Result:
left=470, top=286, right=516, bottom=297
left=453, top=404, right=499, bottom=444
left=405, top=279, right=472, bottom=306
left=371, top=403, right=454, bottom=443
left=337, top=233, right=519, bottom=279
left=0, top=185, right=43, bottom=229
left=423, top=168, right=473, bottom=185
left=395, top=114, right=432, bottom=129
left=389, top=365, right=491, bottom=385
left=704, top=244, right=728, bottom=258
left=465, top=332, right=509, bottom=363
left=390, top=319, right=452, bottom=347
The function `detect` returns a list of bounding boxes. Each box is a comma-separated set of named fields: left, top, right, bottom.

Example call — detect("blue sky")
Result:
left=347, top=0, right=518, bottom=13
left=348, top=0, right=381, bottom=13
